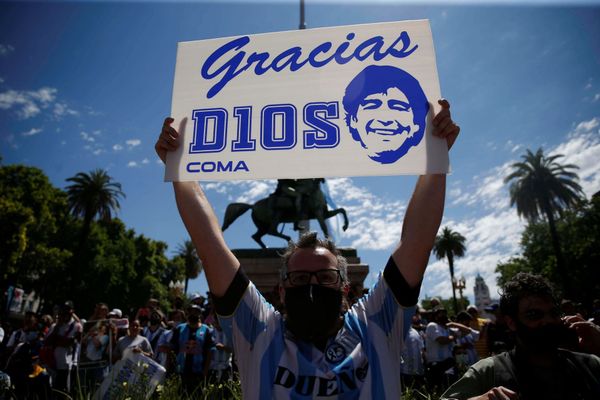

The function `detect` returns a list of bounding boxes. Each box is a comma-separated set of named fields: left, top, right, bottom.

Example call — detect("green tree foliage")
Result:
left=65, top=169, right=125, bottom=244
left=0, top=165, right=72, bottom=300
left=67, top=219, right=172, bottom=314
left=1, top=164, right=183, bottom=316
left=433, top=227, right=466, bottom=313
left=504, top=148, right=584, bottom=296
left=496, top=196, right=600, bottom=304
left=65, top=169, right=126, bottom=294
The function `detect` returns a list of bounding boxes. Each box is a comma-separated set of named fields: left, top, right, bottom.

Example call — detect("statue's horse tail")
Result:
left=222, top=202, right=253, bottom=231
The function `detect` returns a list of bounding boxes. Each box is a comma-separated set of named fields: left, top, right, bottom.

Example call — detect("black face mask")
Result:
left=516, top=321, right=565, bottom=353
left=187, top=314, right=200, bottom=325
left=284, top=284, right=343, bottom=342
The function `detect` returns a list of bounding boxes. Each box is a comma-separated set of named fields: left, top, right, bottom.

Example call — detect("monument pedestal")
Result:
left=232, top=248, right=369, bottom=306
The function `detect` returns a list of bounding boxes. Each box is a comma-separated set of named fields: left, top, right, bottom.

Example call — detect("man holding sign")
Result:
left=156, top=100, right=458, bottom=399
left=157, top=20, right=459, bottom=399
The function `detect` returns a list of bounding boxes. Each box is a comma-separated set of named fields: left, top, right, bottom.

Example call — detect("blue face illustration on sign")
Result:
left=343, top=65, right=429, bottom=164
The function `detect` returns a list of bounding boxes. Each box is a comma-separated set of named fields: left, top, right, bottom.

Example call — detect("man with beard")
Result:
left=441, top=273, right=600, bottom=400
left=154, top=99, right=459, bottom=398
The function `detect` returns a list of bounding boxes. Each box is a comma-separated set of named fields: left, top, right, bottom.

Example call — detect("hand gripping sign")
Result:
left=166, top=20, right=447, bottom=181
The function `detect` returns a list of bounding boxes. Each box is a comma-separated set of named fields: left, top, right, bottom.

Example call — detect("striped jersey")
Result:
left=216, top=257, right=418, bottom=399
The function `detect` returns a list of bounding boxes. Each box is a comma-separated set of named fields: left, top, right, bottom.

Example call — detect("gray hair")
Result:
left=280, top=232, right=349, bottom=285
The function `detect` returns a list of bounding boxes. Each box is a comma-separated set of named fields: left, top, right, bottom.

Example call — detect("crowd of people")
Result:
left=0, top=293, right=233, bottom=398
left=1, top=278, right=599, bottom=399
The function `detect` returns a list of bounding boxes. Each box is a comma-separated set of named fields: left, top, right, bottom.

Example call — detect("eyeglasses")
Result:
left=284, top=269, right=341, bottom=286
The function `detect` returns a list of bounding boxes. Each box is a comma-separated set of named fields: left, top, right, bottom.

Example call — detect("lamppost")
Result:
left=168, top=280, right=185, bottom=298
left=453, top=277, right=466, bottom=311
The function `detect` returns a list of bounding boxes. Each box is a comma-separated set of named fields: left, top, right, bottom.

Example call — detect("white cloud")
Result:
left=80, top=131, right=95, bottom=142
left=594, top=94, right=600, bottom=102
left=80, top=131, right=105, bottom=155
left=113, top=144, right=123, bottom=151
left=53, top=102, right=78, bottom=118
left=84, top=106, right=102, bottom=116
left=126, top=139, right=141, bottom=148
left=204, top=180, right=276, bottom=203
left=0, top=87, right=57, bottom=119
left=0, top=44, right=14, bottom=56
left=325, top=178, right=407, bottom=250
left=0, top=77, right=4, bottom=84
left=127, top=161, right=138, bottom=168
left=142, top=158, right=149, bottom=164
left=5, top=133, right=18, bottom=149
left=553, top=117, right=600, bottom=198
left=21, top=128, right=42, bottom=137
left=574, top=117, right=599, bottom=133
left=83, top=143, right=104, bottom=155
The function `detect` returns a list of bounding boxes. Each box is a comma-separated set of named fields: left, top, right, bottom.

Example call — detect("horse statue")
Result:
left=222, top=178, right=349, bottom=248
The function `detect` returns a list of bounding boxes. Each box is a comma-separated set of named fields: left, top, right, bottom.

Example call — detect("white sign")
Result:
left=166, top=20, right=447, bottom=181
left=94, top=353, right=165, bottom=400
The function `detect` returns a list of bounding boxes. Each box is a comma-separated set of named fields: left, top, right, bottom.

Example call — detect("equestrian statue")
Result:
left=221, top=178, right=349, bottom=248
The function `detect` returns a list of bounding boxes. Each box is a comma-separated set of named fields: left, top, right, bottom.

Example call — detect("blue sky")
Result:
left=1, top=0, right=599, bottom=306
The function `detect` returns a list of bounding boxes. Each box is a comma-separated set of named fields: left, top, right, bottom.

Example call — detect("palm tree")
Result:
left=434, top=226, right=466, bottom=313
left=66, top=169, right=125, bottom=244
left=504, top=147, right=583, bottom=295
left=176, top=240, right=203, bottom=295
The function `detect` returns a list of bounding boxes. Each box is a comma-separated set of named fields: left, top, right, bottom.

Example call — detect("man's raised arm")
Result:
left=156, top=118, right=239, bottom=297
left=392, top=99, right=460, bottom=288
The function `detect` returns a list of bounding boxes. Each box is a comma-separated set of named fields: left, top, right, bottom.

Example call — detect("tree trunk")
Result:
left=71, top=213, right=92, bottom=294
left=448, top=254, right=459, bottom=314
left=544, top=206, right=571, bottom=297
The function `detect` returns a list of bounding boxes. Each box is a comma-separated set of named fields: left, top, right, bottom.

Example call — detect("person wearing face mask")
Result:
left=142, top=310, right=166, bottom=360
left=441, top=273, right=600, bottom=400
left=170, top=305, right=214, bottom=395
left=154, top=99, right=459, bottom=399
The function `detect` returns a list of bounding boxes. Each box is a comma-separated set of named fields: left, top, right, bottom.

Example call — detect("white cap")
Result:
left=109, top=308, right=122, bottom=318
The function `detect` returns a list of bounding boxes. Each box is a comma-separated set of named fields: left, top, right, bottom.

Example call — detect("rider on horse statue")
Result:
left=269, top=179, right=325, bottom=229
left=222, top=178, right=349, bottom=248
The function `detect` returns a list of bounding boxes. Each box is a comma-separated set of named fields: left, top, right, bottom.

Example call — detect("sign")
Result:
left=94, top=353, right=165, bottom=400
left=8, top=287, right=24, bottom=314
left=166, top=20, right=447, bottom=181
